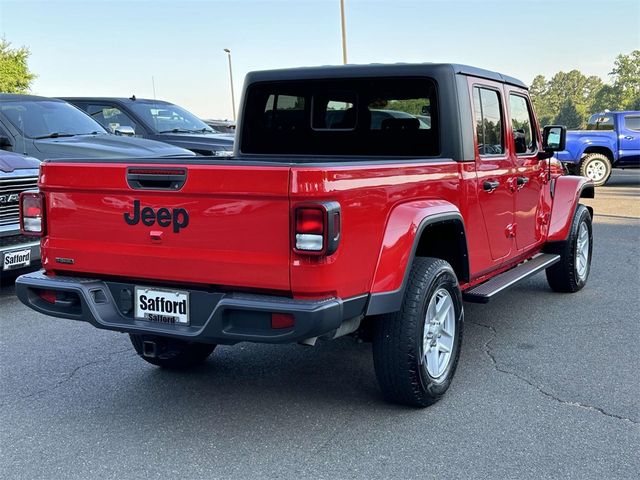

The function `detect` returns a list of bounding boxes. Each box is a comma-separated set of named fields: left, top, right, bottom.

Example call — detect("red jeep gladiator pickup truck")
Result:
left=16, top=64, right=594, bottom=407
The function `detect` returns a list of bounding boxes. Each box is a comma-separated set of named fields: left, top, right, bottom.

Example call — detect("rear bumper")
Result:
left=15, top=270, right=367, bottom=345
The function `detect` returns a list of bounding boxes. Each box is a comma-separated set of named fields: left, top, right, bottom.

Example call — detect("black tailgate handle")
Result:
left=126, top=168, right=187, bottom=190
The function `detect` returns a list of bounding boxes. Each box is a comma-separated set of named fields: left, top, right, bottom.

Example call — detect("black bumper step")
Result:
left=463, top=253, right=560, bottom=303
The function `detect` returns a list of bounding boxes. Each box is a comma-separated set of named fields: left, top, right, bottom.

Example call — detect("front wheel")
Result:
left=545, top=204, right=593, bottom=293
left=372, top=257, right=463, bottom=407
left=129, top=334, right=216, bottom=369
left=579, top=153, right=612, bottom=186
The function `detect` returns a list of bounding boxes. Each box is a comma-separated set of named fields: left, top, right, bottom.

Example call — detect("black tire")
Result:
left=579, top=153, right=612, bottom=186
left=372, top=257, right=463, bottom=407
left=129, top=334, right=216, bottom=369
left=545, top=204, right=593, bottom=293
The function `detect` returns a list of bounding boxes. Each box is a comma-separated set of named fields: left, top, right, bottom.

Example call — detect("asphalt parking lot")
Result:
left=1, top=171, right=638, bottom=480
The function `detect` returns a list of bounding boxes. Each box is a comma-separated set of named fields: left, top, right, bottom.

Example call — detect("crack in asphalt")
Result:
left=468, top=320, right=639, bottom=426
left=1, top=347, right=135, bottom=407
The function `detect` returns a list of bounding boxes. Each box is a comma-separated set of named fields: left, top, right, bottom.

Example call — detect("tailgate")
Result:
left=40, top=161, right=291, bottom=291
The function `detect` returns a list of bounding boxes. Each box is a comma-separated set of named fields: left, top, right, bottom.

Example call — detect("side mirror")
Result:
left=114, top=125, right=135, bottom=137
left=542, top=125, right=566, bottom=152
left=0, top=135, right=13, bottom=148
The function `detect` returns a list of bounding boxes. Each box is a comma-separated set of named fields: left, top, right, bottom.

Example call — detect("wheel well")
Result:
left=580, top=183, right=595, bottom=199
left=414, top=220, right=469, bottom=282
left=582, top=147, right=613, bottom=162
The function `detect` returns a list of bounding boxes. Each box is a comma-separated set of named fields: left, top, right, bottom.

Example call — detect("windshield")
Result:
left=0, top=100, right=107, bottom=139
left=127, top=101, right=214, bottom=134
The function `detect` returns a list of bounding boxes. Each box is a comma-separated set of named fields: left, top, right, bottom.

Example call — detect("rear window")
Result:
left=241, top=78, right=438, bottom=157
left=586, top=114, right=614, bottom=130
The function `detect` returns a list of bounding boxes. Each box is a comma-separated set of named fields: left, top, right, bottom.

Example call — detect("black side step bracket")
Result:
left=463, top=253, right=560, bottom=304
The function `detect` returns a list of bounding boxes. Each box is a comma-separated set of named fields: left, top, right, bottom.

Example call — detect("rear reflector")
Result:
left=37, top=289, right=57, bottom=304
left=20, top=191, right=45, bottom=236
left=271, top=313, right=295, bottom=329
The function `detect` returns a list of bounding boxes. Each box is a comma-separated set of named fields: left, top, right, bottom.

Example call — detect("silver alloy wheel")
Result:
left=575, top=220, right=590, bottom=281
left=585, top=159, right=607, bottom=182
left=422, top=288, right=456, bottom=378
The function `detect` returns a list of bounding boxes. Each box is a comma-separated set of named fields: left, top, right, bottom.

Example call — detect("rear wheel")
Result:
left=579, top=153, right=611, bottom=186
left=545, top=204, right=593, bottom=293
left=129, top=334, right=216, bottom=369
left=372, top=257, right=463, bottom=407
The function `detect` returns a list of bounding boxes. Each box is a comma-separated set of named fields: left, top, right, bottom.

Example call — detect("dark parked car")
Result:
left=0, top=150, right=40, bottom=281
left=0, top=94, right=195, bottom=160
left=63, top=97, right=235, bottom=156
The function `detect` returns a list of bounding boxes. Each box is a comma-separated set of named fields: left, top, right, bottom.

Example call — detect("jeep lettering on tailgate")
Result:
left=124, top=200, right=189, bottom=233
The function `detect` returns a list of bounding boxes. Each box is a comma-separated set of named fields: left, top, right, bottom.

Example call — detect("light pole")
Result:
left=340, top=0, right=347, bottom=64
left=223, top=48, right=236, bottom=122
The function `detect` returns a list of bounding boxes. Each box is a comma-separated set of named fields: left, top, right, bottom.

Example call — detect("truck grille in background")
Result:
left=0, top=176, right=38, bottom=227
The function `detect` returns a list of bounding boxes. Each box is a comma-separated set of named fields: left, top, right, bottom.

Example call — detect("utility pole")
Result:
left=223, top=48, right=236, bottom=122
left=340, top=0, right=348, bottom=64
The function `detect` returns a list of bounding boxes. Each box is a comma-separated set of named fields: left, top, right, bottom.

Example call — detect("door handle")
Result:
left=517, top=176, right=529, bottom=189
left=624, top=136, right=634, bottom=140
left=483, top=180, right=500, bottom=192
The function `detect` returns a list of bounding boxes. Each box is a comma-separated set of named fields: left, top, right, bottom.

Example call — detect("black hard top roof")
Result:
left=245, top=63, right=528, bottom=89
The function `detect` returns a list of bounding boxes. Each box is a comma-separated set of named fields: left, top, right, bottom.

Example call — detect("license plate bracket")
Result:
left=134, top=286, right=190, bottom=325
left=3, top=248, right=31, bottom=271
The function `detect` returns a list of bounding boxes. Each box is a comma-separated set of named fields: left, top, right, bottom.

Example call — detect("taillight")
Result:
left=293, top=202, right=341, bottom=256
left=20, top=191, right=45, bottom=236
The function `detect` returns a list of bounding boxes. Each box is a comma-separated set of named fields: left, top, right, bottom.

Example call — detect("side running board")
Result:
left=463, top=253, right=560, bottom=304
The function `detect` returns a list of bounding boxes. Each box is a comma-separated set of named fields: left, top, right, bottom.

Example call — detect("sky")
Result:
left=1, top=0, right=639, bottom=120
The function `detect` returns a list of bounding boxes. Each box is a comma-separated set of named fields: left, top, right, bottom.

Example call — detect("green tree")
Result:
left=554, top=99, right=582, bottom=129
left=529, top=71, right=602, bottom=128
left=529, top=75, right=553, bottom=125
left=0, top=39, right=36, bottom=93
left=609, top=50, right=640, bottom=110
left=590, top=84, right=618, bottom=113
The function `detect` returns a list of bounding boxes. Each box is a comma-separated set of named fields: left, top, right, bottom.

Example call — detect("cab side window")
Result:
left=624, top=115, right=640, bottom=131
left=473, top=87, right=504, bottom=155
left=509, top=94, right=536, bottom=154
